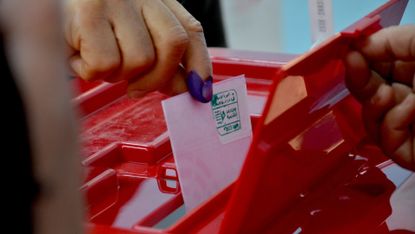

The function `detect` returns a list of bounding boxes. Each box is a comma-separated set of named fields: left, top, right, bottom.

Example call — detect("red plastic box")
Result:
left=75, top=1, right=415, bottom=233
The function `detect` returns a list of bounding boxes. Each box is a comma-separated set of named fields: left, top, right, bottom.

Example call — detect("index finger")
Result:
left=163, top=0, right=212, bottom=79
left=360, top=25, right=415, bottom=62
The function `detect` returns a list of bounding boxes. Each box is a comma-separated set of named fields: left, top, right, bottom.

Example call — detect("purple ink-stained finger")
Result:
left=186, top=70, right=213, bottom=103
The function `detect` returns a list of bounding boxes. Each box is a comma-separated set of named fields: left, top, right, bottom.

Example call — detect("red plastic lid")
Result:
left=220, top=0, right=409, bottom=233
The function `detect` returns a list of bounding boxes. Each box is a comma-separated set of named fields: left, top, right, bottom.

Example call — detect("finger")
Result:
left=65, top=41, right=78, bottom=77
left=159, top=65, right=188, bottom=96
left=162, top=0, right=212, bottom=78
left=345, top=50, right=385, bottom=102
left=392, top=137, right=415, bottom=171
left=393, top=61, right=415, bottom=86
left=361, top=84, right=395, bottom=143
left=391, top=82, right=413, bottom=104
left=368, top=61, right=415, bottom=86
left=380, top=93, right=415, bottom=156
left=105, top=0, right=155, bottom=82
left=68, top=1, right=120, bottom=81
left=360, top=25, right=415, bottom=62
left=127, top=0, right=188, bottom=96
left=367, top=61, right=394, bottom=81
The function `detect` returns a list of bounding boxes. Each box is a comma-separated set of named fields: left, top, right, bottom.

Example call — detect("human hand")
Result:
left=64, top=0, right=212, bottom=98
left=345, top=25, right=415, bottom=171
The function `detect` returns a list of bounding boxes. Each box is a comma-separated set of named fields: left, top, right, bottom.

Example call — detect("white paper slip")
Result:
left=161, top=75, right=252, bottom=211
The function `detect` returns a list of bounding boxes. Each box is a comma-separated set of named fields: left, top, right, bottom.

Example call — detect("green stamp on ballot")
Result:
left=211, top=89, right=241, bottom=136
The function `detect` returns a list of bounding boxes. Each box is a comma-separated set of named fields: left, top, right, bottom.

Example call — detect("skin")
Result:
left=1, top=0, right=411, bottom=233
left=345, top=25, right=415, bottom=171
left=0, top=1, right=213, bottom=233
left=64, top=0, right=212, bottom=98
left=0, top=0, right=83, bottom=234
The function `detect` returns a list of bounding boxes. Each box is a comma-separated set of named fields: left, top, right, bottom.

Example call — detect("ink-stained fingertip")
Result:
left=186, top=70, right=213, bottom=103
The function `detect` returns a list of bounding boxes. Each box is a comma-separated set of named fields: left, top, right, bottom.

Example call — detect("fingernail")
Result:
left=186, top=70, right=213, bottom=103
left=128, top=90, right=147, bottom=98
left=202, top=76, right=213, bottom=101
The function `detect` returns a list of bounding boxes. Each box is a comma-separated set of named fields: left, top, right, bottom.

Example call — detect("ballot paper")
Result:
left=162, top=75, right=252, bottom=211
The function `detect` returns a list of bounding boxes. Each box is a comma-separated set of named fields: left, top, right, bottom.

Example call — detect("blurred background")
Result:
left=221, top=0, right=415, bottom=54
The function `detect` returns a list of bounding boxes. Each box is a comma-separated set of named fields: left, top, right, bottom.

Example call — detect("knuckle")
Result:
left=166, top=26, right=189, bottom=50
left=123, top=51, right=155, bottom=77
left=130, top=50, right=155, bottom=69
left=85, top=56, right=120, bottom=79
left=185, top=16, right=204, bottom=34
left=96, top=56, right=120, bottom=72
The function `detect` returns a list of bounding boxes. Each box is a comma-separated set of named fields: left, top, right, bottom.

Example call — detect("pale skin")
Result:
left=64, top=0, right=212, bottom=98
left=1, top=0, right=212, bottom=233
left=1, top=0, right=83, bottom=234
left=345, top=25, right=415, bottom=171
left=1, top=0, right=413, bottom=233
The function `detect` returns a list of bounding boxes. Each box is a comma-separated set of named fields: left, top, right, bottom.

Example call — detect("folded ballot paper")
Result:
left=162, top=75, right=252, bottom=211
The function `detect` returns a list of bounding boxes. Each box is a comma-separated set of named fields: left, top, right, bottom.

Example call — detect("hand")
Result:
left=64, top=0, right=212, bottom=97
left=345, top=25, right=415, bottom=171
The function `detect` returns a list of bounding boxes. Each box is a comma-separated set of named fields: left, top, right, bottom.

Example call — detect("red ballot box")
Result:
left=75, top=1, right=415, bottom=233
